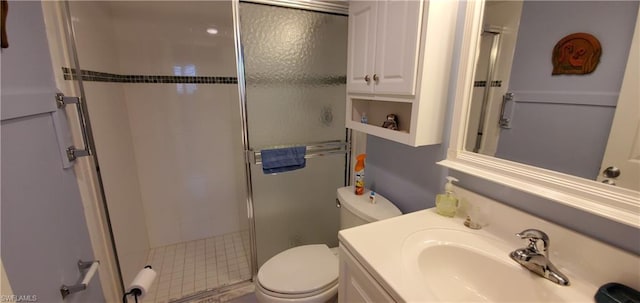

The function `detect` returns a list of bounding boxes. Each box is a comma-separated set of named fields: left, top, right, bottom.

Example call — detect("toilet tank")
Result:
left=337, top=186, right=402, bottom=230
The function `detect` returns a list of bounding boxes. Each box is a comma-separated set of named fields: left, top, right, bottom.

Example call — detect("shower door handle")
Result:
left=499, top=92, right=514, bottom=129
left=56, top=93, right=92, bottom=161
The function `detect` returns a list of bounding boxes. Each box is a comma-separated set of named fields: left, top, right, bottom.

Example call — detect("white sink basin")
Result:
left=402, top=228, right=590, bottom=302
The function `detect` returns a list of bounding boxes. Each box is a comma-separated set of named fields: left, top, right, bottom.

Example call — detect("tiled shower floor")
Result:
left=143, top=230, right=251, bottom=303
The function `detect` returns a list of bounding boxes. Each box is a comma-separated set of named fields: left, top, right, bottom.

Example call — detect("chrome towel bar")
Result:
left=250, top=140, right=349, bottom=165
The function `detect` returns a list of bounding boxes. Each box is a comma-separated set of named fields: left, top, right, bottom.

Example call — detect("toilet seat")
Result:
left=256, top=276, right=338, bottom=300
left=257, top=244, right=338, bottom=298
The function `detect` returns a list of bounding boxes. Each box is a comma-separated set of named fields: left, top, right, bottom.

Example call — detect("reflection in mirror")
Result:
left=465, top=1, right=639, bottom=191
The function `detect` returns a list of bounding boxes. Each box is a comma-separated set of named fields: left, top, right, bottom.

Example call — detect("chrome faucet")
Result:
left=509, top=229, right=570, bottom=286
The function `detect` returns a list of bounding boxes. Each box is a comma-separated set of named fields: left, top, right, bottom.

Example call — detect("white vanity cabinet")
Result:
left=346, top=0, right=458, bottom=146
left=338, top=245, right=396, bottom=303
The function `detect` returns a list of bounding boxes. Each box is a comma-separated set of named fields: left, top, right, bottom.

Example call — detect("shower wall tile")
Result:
left=107, top=1, right=247, bottom=247
left=124, top=84, right=246, bottom=247
left=69, top=2, right=151, bottom=286
left=70, top=2, right=122, bottom=74
left=82, top=83, right=151, bottom=285
left=61, top=68, right=237, bottom=84
left=111, top=1, right=237, bottom=77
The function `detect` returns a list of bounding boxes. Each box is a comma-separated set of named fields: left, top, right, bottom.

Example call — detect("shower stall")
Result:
left=46, top=1, right=348, bottom=302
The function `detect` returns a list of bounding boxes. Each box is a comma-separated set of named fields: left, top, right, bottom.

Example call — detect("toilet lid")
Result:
left=258, top=244, right=338, bottom=295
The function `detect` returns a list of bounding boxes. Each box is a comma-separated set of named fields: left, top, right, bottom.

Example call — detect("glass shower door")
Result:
left=238, top=2, right=348, bottom=266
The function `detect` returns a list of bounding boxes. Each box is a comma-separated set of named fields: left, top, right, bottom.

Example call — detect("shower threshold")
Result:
left=168, top=281, right=254, bottom=303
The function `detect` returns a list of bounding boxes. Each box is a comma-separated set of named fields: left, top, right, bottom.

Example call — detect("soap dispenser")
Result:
left=436, top=176, right=459, bottom=217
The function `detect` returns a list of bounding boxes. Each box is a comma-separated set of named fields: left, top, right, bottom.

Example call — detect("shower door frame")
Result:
left=471, top=28, right=502, bottom=154
left=231, top=0, right=350, bottom=278
left=43, top=1, right=125, bottom=300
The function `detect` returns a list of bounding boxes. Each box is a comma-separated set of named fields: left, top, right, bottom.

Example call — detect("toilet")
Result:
left=255, top=186, right=402, bottom=303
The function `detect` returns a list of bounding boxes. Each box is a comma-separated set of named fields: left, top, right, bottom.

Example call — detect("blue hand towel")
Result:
left=261, top=146, right=307, bottom=174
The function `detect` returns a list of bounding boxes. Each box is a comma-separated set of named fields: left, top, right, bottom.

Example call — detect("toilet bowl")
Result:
left=255, top=186, right=402, bottom=303
left=255, top=244, right=339, bottom=303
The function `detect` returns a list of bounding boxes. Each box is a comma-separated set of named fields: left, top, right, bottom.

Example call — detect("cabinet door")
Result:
left=347, top=1, right=377, bottom=94
left=339, top=246, right=396, bottom=303
left=373, top=0, right=422, bottom=95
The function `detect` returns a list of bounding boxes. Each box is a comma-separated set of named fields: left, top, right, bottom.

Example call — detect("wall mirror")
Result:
left=440, top=0, right=640, bottom=228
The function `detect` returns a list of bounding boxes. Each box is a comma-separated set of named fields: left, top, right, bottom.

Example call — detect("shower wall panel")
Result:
left=109, top=2, right=247, bottom=248
left=122, top=85, right=244, bottom=247
left=68, top=2, right=150, bottom=285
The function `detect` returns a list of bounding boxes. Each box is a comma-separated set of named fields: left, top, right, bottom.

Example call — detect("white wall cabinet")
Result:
left=346, top=0, right=459, bottom=146
left=347, top=1, right=422, bottom=95
left=339, top=245, right=396, bottom=303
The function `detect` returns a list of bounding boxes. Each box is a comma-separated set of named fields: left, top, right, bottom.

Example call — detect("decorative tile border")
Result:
left=247, top=75, right=347, bottom=85
left=474, top=80, right=502, bottom=88
left=62, top=67, right=237, bottom=84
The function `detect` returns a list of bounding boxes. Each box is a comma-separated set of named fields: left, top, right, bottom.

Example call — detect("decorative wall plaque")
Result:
left=552, top=33, right=602, bottom=75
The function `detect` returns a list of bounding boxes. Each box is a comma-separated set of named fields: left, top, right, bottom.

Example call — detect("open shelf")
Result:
left=347, top=98, right=413, bottom=145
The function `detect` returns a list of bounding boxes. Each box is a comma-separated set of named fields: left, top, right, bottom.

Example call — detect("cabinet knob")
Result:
left=373, top=74, right=379, bottom=83
left=364, top=75, right=371, bottom=83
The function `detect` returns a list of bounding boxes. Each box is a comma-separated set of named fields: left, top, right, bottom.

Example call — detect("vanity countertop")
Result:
left=338, top=187, right=640, bottom=303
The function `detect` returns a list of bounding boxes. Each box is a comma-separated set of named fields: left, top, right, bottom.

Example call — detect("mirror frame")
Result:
left=438, top=0, right=640, bottom=228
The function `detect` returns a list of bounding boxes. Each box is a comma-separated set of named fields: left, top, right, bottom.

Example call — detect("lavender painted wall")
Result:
left=495, top=1, right=639, bottom=180
left=497, top=103, right=615, bottom=178
left=365, top=136, right=447, bottom=213
left=365, top=1, right=640, bottom=255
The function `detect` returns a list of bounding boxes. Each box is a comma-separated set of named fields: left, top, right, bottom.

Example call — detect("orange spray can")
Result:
left=354, top=154, right=366, bottom=195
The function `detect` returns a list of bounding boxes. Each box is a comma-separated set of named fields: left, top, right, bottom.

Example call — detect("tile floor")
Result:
left=142, top=230, right=251, bottom=303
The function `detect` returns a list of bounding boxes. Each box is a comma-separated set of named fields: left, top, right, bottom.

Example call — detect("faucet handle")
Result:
left=516, top=229, right=549, bottom=253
